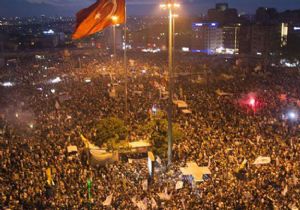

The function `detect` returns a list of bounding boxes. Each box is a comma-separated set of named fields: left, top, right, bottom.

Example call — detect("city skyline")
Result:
left=0, top=0, right=299, bottom=17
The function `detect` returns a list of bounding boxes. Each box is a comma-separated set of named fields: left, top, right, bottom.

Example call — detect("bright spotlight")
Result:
left=288, top=111, right=298, bottom=120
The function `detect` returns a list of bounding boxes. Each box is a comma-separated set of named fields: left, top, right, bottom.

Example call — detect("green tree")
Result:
left=92, top=117, right=127, bottom=149
left=141, top=111, right=183, bottom=158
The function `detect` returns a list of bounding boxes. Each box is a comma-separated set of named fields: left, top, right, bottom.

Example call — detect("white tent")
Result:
left=90, top=150, right=119, bottom=165
left=80, top=134, right=119, bottom=165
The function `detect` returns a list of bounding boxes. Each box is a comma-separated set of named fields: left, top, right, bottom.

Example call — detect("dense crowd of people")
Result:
left=0, top=50, right=299, bottom=209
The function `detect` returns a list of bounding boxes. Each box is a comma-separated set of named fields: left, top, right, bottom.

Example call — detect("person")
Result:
left=0, top=50, right=299, bottom=209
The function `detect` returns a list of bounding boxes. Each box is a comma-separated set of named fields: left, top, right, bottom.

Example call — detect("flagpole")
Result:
left=124, top=3, right=128, bottom=119
left=167, top=4, right=174, bottom=166
left=113, top=25, right=116, bottom=60
left=112, top=16, right=119, bottom=72
left=160, top=0, right=180, bottom=166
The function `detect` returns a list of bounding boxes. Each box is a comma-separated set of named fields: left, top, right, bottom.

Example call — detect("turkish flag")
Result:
left=72, top=0, right=125, bottom=40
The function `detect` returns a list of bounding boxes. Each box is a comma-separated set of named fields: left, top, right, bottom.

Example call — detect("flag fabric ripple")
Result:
left=72, top=0, right=125, bottom=40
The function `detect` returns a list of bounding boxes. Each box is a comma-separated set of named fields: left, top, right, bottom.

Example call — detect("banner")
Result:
left=103, top=194, right=113, bottom=206
left=253, top=156, right=271, bottom=165
left=142, top=179, right=148, bottom=191
left=175, top=181, right=184, bottom=190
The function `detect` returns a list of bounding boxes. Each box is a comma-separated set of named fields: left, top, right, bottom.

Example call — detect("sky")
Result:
left=0, top=0, right=299, bottom=17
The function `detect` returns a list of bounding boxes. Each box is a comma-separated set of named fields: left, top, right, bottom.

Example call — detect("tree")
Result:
left=141, top=111, right=183, bottom=158
left=92, top=117, right=127, bottom=149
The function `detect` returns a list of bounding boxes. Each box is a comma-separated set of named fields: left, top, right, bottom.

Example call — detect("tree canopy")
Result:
left=141, top=111, right=183, bottom=158
left=92, top=117, right=127, bottom=150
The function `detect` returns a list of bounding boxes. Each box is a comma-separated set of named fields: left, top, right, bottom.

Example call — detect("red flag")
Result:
left=72, top=0, right=125, bottom=40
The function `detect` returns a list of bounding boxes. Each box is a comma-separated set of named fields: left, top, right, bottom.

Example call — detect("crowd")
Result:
left=0, top=50, right=299, bottom=209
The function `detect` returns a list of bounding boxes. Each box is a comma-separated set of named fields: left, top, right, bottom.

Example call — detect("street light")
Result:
left=172, top=14, right=178, bottom=75
left=111, top=16, right=119, bottom=60
left=159, top=2, right=180, bottom=9
left=111, top=15, right=119, bottom=22
left=160, top=0, right=180, bottom=166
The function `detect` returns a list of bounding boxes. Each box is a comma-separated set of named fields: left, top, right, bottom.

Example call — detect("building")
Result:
left=255, top=7, right=279, bottom=24
left=207, top=3, right=239, bottom=25
left=250, top=24, right=283, bottom=55
left=285, top=24, right=300, bottom=56
left=239, top=25, right=252, bottom=54
left=239, top=22, right=289, bottom=56
left=191, top=22, right=223, bottom=54
left=221, top=25, right=240, bottom=54
left=191, top=22, right=241, bottom=55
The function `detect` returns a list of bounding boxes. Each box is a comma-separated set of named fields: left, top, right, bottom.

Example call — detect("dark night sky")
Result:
left=0, top=0, right=299, bottom=17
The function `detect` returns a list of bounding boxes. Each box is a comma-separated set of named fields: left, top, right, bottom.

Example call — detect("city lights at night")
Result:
left=0, top=0, right=300, bottom=209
